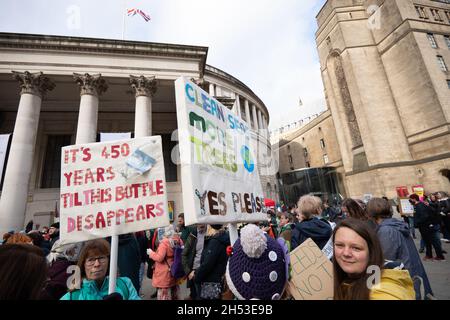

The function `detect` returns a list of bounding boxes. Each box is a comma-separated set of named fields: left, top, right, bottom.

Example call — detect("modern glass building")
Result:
left=278, top=167, right=345, bottom=206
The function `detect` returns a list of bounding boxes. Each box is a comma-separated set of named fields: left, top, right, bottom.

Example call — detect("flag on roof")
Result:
left=127, top=8, right=151, bottom=22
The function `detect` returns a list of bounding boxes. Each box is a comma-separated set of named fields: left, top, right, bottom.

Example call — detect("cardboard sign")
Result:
left=174, top=77, right=267, bottom=226
left=398, top=198, right=414, bottom=216
left=60, top=136, right=170, bottom=242
left=288, top=238, right=333, bottom=300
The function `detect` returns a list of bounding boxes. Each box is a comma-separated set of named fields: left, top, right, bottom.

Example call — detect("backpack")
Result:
left=167, top=243, right=186, bottom=279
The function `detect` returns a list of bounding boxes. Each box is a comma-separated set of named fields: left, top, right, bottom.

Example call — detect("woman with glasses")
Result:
left=61, top=239, right=140, bottom=300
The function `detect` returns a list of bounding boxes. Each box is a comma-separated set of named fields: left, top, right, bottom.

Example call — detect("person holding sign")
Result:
left=333, top=218, right=415, bottom=300
left=61, top=239, right=140, bottom=300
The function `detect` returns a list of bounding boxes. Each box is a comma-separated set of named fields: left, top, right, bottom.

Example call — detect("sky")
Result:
left=0, top=0, right=328, bottom=131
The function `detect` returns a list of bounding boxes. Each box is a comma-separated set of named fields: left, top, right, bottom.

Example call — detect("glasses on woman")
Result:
left=85, top=256, right=108, bottom=266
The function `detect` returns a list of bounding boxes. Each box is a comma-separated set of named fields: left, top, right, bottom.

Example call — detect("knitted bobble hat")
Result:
left=225, top=224, right=287, bottom=300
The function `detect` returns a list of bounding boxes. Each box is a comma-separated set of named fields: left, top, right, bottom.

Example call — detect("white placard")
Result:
left=321, top=221, right=336, bottom=260
left=60, top=136, right=170, bottom=242
left=399, top=198, right=414, bottom=216
left=175, top=77, right=267, bottom=226
left=100, top=132, right=132, bottom=142
left=0, top=134, right=10, bottom=181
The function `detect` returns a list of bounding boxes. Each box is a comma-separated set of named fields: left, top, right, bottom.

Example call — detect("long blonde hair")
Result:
left=206, top=225, right=223, bottom=237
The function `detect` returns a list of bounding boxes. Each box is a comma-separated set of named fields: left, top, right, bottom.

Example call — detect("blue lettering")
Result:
left=185, top=83, right=195, bottom=103
left=194, top=90, right=203, bottom=108
left=201, top=93, right=211, bottom=114
left=217, top=104, right=225, bottom=122
left=209, top=95, right=217, bottom=116
left=228, top=114, right=235, bottom=129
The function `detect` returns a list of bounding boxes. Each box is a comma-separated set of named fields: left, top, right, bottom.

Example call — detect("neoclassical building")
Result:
left=314, top=0, right=450, bottom=198
left=0, top=32, right=276, bottom=234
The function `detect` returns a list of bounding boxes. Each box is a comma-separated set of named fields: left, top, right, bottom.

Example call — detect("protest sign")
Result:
left=60, top=136, right=169, bottom=242
left=289, top=238, right=333, bottom=300
left=396, top=186, right=409, bottom=198
left=100, top=132, right=132, bottom=142
left=174, top=77, right=267, bottom=226
left=412, top=185, right=424, bottom=201
left=398, top=198, right=414, bottom=216
left=321, top=222, right=336, bottom=260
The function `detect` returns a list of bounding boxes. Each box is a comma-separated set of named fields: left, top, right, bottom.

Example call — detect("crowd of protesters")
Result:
left=0, top=191, right=448, bottom=300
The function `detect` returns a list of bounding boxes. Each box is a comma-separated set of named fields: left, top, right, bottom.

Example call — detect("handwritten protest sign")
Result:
left=399, top=198, right=414, bottom=216
left=289, top=238, right=333, bottom=300
left=174, top=77, right=267, bottom=226
left=60, top=136, right=169, bottom=243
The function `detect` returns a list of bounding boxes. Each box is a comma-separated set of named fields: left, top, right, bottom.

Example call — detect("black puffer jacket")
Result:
left=195, top=230, right=230, bottom=284
left=414, top=202, right=435, bottom=227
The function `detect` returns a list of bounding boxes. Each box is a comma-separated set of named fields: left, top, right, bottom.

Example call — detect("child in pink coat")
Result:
left=148, top=225, right=183, bottom=300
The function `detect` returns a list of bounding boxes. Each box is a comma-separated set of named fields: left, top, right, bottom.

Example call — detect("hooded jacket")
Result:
left=377, top=218, right=433, bottom=299
left=370, top=269, right=415, bottom=300
left=291, top=217, right=332, bottom=250
left=60, top=276, right=140, bottom=300
left=195, top=230, right=230, bottom=284
left=149, top=235, right=183, bottom=288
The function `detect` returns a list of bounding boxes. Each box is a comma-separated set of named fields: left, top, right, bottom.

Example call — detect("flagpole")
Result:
left=121, top=0, right=127, bottom=40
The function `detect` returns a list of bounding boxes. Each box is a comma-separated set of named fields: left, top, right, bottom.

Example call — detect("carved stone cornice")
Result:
left=129, top=75, right=157, bottom=98
left=12, top=71, right=55, bottom=98
left=73, top=73, right=108, bottom=96
left=191, top=77, right=208, bottom=91
left=216, top=97, right=236, bottom=109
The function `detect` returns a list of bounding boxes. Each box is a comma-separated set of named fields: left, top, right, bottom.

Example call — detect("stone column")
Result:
left=231, top=93, right=237, bottom=115
left=73, top=73, right=108, bottom=144
left=244, top=99, right=251, bottom=125
left=252, top=104, right=259, bottom=131
left=130, top=75, right=157, bottom=138
left=209, top=83, right=215, bottom=96
left=216, top=85, right=222, bottom=97
left=0, top=71, right=55, bottom=234
left=257, top=110, right=264, bottom=130
left=264, top=115, right=270, bottom=139
left=234, top=93, right=241, bottom=118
